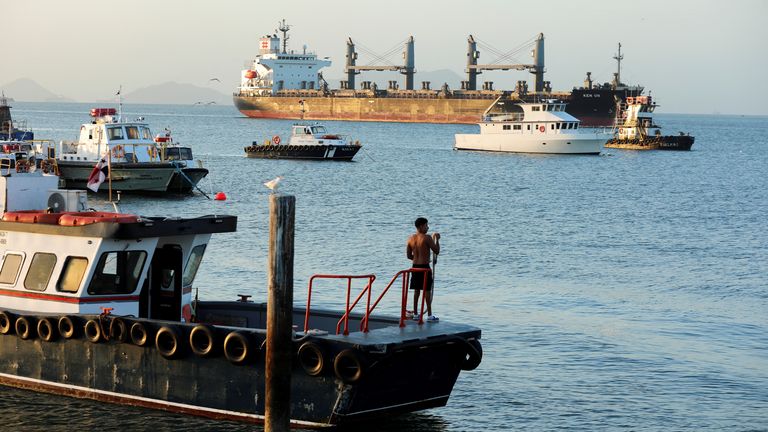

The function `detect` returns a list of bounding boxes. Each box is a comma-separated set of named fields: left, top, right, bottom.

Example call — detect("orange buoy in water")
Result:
left=214, top=192, right=227, bottom=201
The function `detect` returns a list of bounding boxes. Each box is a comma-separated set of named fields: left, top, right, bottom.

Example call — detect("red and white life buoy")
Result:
left=539, top=125, right=546, bottom=133
left=272, top=135, right=281, bottom=145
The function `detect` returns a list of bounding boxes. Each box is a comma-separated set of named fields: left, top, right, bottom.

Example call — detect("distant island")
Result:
left=0, top=78, right=231, bottom=105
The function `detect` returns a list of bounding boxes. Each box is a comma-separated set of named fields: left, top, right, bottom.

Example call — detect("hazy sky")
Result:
left=3, top=0, right=767, bottom=115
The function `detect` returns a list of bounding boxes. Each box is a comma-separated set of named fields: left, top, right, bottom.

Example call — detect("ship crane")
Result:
left=465, top=33, right=546, bottom=93
left=344, top=36, right=415, bottom=90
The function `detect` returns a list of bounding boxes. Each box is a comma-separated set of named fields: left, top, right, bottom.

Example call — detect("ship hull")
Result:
left=605, top=135, right=694, bottom=151
left=0, top=305, right=481, bottom=427
left=244, top=144, right=361, bottom=161
left=455, top=133, right=605, bottom=155
left=167, top=167, right=209, bottom=193
left=234, top=88, right=637, bottom=126
left=57, top=161, right=177, bottom=193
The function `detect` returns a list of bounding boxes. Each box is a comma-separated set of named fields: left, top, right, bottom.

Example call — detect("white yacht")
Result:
left=454, top=99, right=607, bottom=155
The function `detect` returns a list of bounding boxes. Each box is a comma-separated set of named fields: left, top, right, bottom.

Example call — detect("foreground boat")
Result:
left=244, top=122, right=362, bottom=161
left=0, top=171, right=482, bottom=427
left=454, top=99, right=608, bottom=154
left=605, top=96, right=695, bottom=151
left=54, top=108, right=208, bottom=193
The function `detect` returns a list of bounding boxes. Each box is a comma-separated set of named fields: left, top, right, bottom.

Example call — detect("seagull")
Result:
left=264, top=176, right=283, bottom=193
left=206, top=101, right=216, bottom=105
left=209, top=78, right=221, bottom=82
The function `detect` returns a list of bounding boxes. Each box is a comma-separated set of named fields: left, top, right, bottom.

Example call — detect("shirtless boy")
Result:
left=406, top=217, right=440, bottom=322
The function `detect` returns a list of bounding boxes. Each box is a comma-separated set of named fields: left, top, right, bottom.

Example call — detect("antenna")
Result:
left=613, top=43, right=624, bottom=86
left=277, top=19, right=291, bottom=54
left=116, top=85, right=123, bottom=122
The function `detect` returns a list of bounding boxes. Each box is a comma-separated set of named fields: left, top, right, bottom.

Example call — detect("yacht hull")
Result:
left=454, top=134, right=605, bottom=155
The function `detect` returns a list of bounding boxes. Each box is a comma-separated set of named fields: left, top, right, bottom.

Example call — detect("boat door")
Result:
left=149, top=245, right=183, bottom=321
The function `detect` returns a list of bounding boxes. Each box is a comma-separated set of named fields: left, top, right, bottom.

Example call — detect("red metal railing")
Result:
left=305, top=274, right=375, bottom=336
left=305, top=268, right=431, bottom=335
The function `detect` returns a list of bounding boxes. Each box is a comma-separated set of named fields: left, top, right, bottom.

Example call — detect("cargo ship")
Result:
left=233, top=21, right=643, bottom=126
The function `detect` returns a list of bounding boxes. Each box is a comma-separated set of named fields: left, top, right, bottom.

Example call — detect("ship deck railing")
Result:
left=305, top=268, right=433, bottom=336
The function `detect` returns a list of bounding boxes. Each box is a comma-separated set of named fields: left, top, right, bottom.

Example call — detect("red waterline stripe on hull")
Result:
left=0, top=373, right=327, bottom=429
left=0, top=288, right=138, bottom=303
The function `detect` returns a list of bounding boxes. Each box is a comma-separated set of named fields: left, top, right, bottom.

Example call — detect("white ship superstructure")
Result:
left=238, top=20, right=331, bottom=96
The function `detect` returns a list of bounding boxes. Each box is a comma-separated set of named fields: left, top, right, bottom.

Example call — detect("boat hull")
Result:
left=604, top=135, right=694, bottom=151
left=167, top=167, right=209, bottom=193
left=0, top=307, right=480, bottom=427
left=454, top=133, right=606, bottom=155
left=57, top=162, right=178, bottom=193
left=244, top=144, right=361, bottom=161
left=234, top=93, right=625, bottom=126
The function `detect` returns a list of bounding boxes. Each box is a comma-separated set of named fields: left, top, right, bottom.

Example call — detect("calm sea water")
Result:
left=2, top=102, right=767, bottom=431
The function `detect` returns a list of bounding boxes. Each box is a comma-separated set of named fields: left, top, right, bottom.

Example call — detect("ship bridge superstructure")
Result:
left=239, top=20, right=331, bottom=96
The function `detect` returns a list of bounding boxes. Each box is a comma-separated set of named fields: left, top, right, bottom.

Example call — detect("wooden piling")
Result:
left=265, top=194, right=295, bottom=432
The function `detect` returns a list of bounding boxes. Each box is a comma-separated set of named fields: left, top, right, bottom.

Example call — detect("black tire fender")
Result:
left=58, top=316, right=78, bottom=339
left=109, top=317, right=129, bottom=343
left=223, top=331, right=251, bottom=365
left=0, top=311, right=15, bottom=335
left=333, top=349, right=366, bottom=384
left=84, top=319, right=102, bottom=343
left=460, top=339, right=483, bottom=371
left=155, top=325, right=183, bottom=359
left=15, top=316, right=35, bottom=340
left=297, top=342, right=325, bottom=376
left=130, top=321, right=151, bottom=346
left=189, top=324, right=218, bottom=358
left=37, top=317, right=57, bottom=342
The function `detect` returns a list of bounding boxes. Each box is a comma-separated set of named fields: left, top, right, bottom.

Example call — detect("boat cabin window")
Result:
left=107, top=126, right=124, bottom=141
left=546, top=105, right=553, bottom=111
left=503, top=125, right=511, bottom=130
left=24, top=252, right=57, bottom=291
left=0, top=253, right=24, bottom=285
left=141, top=127, right=152, bottom=140
left=125, top=126, right=140, bottom=140
left=311, top=126, right=327, bottom=134
left=165, top=147, right=192, bottom=161
left=87, top=250, right=147, bottom=295
left=182, top=244, right=207, bottom=287
left=532, top=106, right=540, bottom=112
left=57, top=256, right=89, bottom=293
left=513, top=125, right=522, bottom=130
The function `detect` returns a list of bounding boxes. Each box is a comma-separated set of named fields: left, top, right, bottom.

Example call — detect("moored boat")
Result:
left=454, top=99, right=608, bottom=154
left=0, top=170, right=482, bottom=427
left=244, top=122, right=362, bottom=161
left=54, top=108, right=209, bottom=193
left=605, top=95, right=695, bottom=151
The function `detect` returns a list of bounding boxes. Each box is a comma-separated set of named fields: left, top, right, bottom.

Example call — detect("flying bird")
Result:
left=209, top=78, right=221, bottom=82
left=264, top=176, right=284, bottom=193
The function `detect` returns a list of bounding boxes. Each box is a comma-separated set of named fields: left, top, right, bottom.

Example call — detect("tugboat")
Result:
left=454, top=98, right=608, bottom=155
left=55, top=108, right=209, bottom=193
left=0, top=170, right=482, bottom=427
left=605, top=95, right=694, bottom=151
left=244, top=122, right=362, bottom=161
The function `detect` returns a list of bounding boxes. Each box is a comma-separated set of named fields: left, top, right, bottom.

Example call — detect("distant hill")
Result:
left=0, top=78, right=75, bottom=102
left=115, top=82, right=230, bottom=105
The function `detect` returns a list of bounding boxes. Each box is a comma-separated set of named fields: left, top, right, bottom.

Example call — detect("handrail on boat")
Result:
left=305, top=274, right=375, bottom=336
left=305, top=268, right=432, bottom=336
left=362, top=268, right=431, bottom=329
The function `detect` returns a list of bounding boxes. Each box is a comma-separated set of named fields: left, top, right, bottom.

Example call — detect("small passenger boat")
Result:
left=244, top=123, right=362, bottom=161
left=605, top=95, right=695, bottom=151
left=0, top=170, right=482, bottom=427
left=454, top=99, right=608, bottom=155
left=54, top=108, right=209, bottom=193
